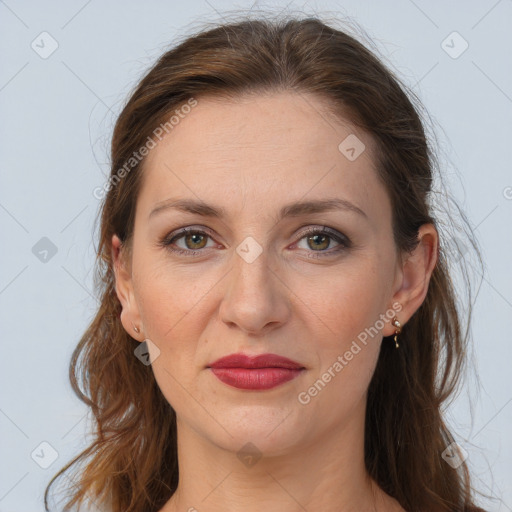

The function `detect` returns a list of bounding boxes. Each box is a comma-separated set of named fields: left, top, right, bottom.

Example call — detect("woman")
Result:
left=45, top=14, right=486, bottom=512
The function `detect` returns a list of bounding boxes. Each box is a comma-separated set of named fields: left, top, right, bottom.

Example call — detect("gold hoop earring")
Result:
left=392, top=317, right=402, bottom=349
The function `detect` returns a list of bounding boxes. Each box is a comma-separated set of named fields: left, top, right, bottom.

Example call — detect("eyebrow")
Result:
left=149, top=197, right=367, bottom=221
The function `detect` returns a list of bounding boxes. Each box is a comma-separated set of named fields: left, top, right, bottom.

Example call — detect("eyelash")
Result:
left=159, top=226, right=351, bottom=258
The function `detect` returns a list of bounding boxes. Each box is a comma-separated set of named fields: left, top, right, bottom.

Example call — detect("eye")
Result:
left=159, top=227, right=217, bottom=256
left=294, top=226, right=351, bottom=257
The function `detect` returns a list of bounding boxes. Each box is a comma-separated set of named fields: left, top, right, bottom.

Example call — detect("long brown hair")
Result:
left=45, top=13, right=485, bottom=512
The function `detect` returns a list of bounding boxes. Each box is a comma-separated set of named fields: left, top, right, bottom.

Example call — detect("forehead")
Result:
left=138, top=92, right=389, bottom=224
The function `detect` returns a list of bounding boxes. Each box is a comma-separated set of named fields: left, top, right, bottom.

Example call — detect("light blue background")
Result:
left=1, top=1, right=511, bottom=510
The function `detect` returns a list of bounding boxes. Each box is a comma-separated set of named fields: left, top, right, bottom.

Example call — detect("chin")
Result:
left=203, top=406, right=307, bottom=456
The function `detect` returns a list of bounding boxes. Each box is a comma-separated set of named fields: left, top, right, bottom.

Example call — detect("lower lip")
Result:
left=210, top=367, right=304, bottom=390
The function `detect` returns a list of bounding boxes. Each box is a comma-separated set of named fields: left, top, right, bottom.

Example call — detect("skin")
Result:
left=112, top=91, right=438, bottom=512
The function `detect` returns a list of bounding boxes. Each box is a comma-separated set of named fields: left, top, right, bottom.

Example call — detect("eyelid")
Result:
left=295, top=225, right=350, bottom=244
left=163, top=225, right=216, bottom=242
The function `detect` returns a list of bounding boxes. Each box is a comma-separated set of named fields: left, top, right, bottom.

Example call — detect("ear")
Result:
left=112, top=234, right=144, bottom=341
left=383, top=224, right=438, bottom=336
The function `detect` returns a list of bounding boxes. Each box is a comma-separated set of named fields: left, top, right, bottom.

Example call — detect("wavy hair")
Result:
left=45, top=13, right=485, bottom=512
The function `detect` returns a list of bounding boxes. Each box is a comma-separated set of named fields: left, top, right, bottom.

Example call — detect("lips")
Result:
left=209, top=353, right=304, bottom=370
left=207, top=353, right=305, bottom=390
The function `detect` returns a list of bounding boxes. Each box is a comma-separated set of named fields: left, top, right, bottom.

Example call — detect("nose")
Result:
left=219, top=242, right=291, bottom=336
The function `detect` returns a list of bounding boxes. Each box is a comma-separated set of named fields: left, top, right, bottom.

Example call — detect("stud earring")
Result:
left=132, top=323, right=140, bottom=334
left=392, top=317, right=402, bottom=348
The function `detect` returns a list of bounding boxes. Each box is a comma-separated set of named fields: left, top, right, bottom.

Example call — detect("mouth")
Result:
left=207, top=353, right=305, bottom=390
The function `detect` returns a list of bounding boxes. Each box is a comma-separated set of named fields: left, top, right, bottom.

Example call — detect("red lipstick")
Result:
left=208, top=353, right=305, bottom=390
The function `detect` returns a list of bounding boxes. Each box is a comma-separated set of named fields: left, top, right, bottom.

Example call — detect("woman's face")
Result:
left=114, top=92, right=410, bottom=455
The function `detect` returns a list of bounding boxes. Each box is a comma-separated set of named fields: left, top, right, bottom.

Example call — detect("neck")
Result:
left=161, top=401, right=399, bottom=512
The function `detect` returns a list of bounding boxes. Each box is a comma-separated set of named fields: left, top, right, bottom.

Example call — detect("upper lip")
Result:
left=208, top=353, right=304, bottom=370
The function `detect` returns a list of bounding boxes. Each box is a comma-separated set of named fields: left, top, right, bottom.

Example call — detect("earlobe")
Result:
left=386, top=224, right=438, bottom=333
left=111, top=234, right=143, bottom=340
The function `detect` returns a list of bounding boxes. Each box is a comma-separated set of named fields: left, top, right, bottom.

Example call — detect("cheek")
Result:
left=295, top=290, right=383, bottom=425
left=302, top=257, right=388, bottom=345
left=131, top=260, right=220, bottom=400
left=134, top=257, right=216, bottom=343
left=295, top=256, right=389, bottom=397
